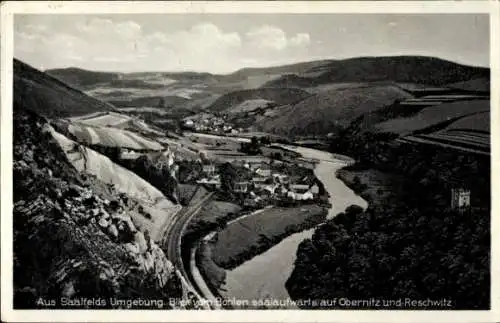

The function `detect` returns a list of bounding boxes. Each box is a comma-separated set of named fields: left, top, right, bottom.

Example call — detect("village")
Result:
left=194, top=157, right=326, bottom=209
left=182, top=114, right=241, bottom=135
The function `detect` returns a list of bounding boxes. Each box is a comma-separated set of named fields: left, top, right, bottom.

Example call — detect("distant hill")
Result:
left=256, top=84, right=412, bottom=137
left=108, top=95, right=190, bottom=109
left=14, top=59, right=116, bottom=118
left=47, top=67, right=121, bottom=88
left=206, top=87, right=311, bottom=113
left=49, top=68, right=219, bottom=88
left=218, top=59, right=333, bottom=82
left=263, top=56, right=489, bottom=89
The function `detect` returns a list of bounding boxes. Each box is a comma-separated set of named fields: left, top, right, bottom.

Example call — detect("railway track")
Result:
left=161, top=190, right=214, bottom=306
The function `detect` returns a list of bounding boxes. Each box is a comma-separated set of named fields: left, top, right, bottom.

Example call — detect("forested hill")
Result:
left=14, top=59, right=116, bottom=118
left=264, top=56, right=489, bottom=88
left=286, top=141, right=490, bottom=310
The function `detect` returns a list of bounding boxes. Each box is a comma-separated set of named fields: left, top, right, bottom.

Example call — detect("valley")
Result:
left=12, top=53, right=490, bottom=310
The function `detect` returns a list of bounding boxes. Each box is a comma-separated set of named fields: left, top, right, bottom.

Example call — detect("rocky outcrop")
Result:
left=13, top=108, right=200, bottom=309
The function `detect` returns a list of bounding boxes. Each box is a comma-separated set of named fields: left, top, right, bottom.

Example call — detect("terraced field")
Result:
left=398, top=111, right=490, bottom=155
left=69, top=112, right=132, bottom=127
left=418, top=131, right=489, bottom=150
left=65, top=122, right=164, bottom=150
left=374, top=100, right=490, bottom=135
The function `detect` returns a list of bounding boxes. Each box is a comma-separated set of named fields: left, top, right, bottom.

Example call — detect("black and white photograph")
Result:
left=1, top=1, right=498, bottom=322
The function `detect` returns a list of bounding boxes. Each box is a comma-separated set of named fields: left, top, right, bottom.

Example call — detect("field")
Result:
left=374, top=100, right=489, bottom=135
left=194, top=201, right=242, bottom=224
left=443, top=111, right=490, bottom=133
left=211, top=205, right=326, bottom=269
left=416, top=132, right=489, bottom=152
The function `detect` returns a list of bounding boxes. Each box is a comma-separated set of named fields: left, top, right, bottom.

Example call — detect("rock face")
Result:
left=12, top=108, right=197, bottom=309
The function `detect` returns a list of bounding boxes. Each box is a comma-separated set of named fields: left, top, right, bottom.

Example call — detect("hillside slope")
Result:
left=13, top=108, right=189, bottom=309
left=256, top=84, right=412, bottom=137
left=49, top=127, right=181, bottom=237
left=47, top=67, right=121, bottom=88
left=207, top=87, right=311, bottom=112
left=14, top=59, right=116, bottom=118
left=264, top=56, right=489, bottom=88
left=374, top=100, right=490, bottom=136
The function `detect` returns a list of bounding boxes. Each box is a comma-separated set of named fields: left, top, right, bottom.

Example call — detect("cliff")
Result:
left=13, top=108, right=199, bottom=309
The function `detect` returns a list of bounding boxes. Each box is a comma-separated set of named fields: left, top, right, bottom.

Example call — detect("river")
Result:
left=219, top=145, right=368, bottom=308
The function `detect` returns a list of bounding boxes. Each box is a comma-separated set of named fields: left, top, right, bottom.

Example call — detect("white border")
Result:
left=1, top=1, right=498, bottom=322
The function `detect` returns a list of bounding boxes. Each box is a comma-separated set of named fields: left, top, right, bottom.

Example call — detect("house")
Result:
left=120, top=149, right=140, bottom=160
left=290, top=184, right=310, bottom=194
left=261, top=185, right=277, bottom=197
left=288, top=184, right=314, bottom=200
left=234, top=181, right=249, bottom=193
left=310, top=184, right=320, bottom=197
left=202, top=164, right=216, bottom=177
left=255, top=165, right=272, bottom=177
left=287, top=190, right=313, bottom=201
left=248, top=162, right=263, bottom=172
left=156, top=149, right=175, bottom=169
left=196, top=178, right=221, bottom=190
left=252, top=176, right=269, bottom=189
left=183, top=119, right=195, bottom=129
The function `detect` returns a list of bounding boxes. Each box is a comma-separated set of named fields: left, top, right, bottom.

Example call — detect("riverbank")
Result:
left=209, top=204, right=327, bottom=270
left=335, top=165, right=406, bottom=206
left=201, top=148, right=367, bottom=307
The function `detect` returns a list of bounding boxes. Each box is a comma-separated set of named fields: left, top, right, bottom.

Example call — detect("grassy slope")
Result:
left=14, top=59, right=116, bottom=118
left=442, top=111, right=490, bottom=133
left=257, top=84, right=412, bottom=137
left=446, top=77, right=490, bottom=93
left=211, top=205, right=326, bottom=269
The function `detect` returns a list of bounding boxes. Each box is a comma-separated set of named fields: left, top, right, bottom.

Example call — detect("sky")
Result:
left=14, top=14, right=490, bottom=74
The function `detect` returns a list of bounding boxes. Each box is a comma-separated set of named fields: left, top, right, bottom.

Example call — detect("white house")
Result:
left=287, top=190, right=313, bottom=201
left=255, top=166, right=272, bottom=177
left=197, top=178, right=221, bottom=190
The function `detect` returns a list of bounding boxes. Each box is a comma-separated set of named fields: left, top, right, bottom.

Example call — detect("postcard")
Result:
left=1, top=1, right=498, bottom=322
